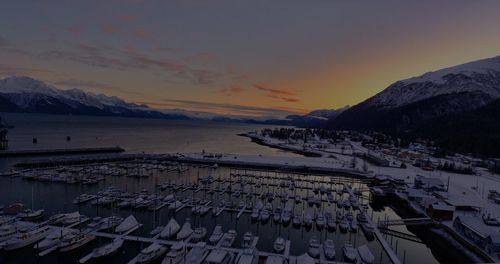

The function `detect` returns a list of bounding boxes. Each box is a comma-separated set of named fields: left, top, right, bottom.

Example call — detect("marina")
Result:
left=0, top=115, right=498, bottom=263
left=0, top=157, right=412, bottom=263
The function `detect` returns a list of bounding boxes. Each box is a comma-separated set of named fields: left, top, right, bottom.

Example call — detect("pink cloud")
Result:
left=66, top=25, right=82, bottom=35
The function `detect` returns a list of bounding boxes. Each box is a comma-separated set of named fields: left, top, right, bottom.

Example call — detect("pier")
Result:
left=0, top=146, right=125, bottom=157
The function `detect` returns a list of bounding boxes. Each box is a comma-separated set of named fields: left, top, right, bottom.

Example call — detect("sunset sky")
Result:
left=1, top=0, right=500, bottom=117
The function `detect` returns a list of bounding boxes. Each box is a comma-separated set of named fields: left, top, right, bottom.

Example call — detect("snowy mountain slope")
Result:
left=366, top=56, right=500, bottom=109
left=0, top=76, right=190, bottom=119
left=330, top=55, right=500, bottom=131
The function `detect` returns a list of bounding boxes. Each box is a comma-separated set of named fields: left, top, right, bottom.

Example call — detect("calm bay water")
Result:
left=0, top=113, right=468, bottom=264
left=0, top=113, right=299, bottom=155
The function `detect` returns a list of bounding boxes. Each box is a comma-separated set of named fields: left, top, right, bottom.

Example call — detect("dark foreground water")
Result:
left=0, top=113, right=466, bottom=264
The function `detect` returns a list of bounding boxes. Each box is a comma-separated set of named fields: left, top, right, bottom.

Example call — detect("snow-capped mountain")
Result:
left=0, top=76, right=189, bottom=119
left=330, top=55, right=500, bottom=131
left=366, top=56, right=500, bottom=109
left=305, top=106, right=350, bottom=120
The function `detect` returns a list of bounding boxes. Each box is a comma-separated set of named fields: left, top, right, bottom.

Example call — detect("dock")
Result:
left=1, top=147, right=125, bottom=157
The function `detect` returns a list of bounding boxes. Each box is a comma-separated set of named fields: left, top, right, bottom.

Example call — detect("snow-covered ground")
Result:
left=178, top=131, right=500, bottom=261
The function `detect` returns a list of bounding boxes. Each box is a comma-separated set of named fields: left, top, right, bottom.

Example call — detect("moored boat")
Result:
left=160, top=218, right=181, bottom=239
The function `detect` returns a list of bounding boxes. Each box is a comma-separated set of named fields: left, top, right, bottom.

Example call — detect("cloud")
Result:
left=0, top=64, right=51, bottom=78
left=129, top=29, right=156, bottom=40
left=117, top=14, right=139, bottom=22
left=254, top=83, right=296, bottom=96
left=221, top=84, right=245, bottom=96
left=253, top=83, right=300, bottom=103
left=0, top=35, right=11, bottom=47
left=38, top=45, right=224, bottom=85
left=53, top=79, right=117, bottom=90
left=66, top=25, right=82, bottom=35
left=192, top=52, right=216, bottom=64
left=156, top=47, right=184, bottom=53
left=144, top=98, right=304, bottom=118
left=100, top=23, right=120, bottom=35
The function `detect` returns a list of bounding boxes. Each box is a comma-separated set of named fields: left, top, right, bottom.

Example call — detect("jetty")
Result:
left=1, top=146, right=125, bottom=157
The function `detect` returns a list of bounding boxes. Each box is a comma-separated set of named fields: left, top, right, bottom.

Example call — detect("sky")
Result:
left=1, top=0, right=500, bottom=118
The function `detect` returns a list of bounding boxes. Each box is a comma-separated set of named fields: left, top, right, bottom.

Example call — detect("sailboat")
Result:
left=3, top=225, right=52, bottom=251
left=35, top=228, right=78, bottom=251
left=160, top=218, right=180, bottom=239
left=89, top=238, right=124, bottom=260
left=18, top=185, right=45, bottom=221
left=209, top=225, right=224, bottom=244
left=176, top=219, right=193, bottom=240
left=131, top=243, right=167, bottom=264
left=59, top=232, right=96, bottom=252
left=115, top=215, right=139, bottom=234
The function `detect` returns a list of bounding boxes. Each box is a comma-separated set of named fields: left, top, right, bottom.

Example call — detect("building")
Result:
left=426, top=203, right=454, bottom=221
left=453, top=216, right=500, bottom=255
left=414, top=175, right=446, bottom=192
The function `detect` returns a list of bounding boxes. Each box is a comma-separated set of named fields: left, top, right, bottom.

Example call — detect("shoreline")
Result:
left=238, top=133, right=323, bottom=157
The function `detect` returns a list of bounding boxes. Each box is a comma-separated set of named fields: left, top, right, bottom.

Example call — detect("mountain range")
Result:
left=0, top=76, right=344, bottom=126
left=329, top=55, right=500, bottom=157
left=2, top=55, right=500, bottom=156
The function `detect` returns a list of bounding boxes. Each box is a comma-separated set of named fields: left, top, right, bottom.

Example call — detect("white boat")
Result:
left=273, top=208, right=281, bottom=223
left=191, top=227, right=207, bottom=242
left=323, top=239, right=336, bottom=260
left=350, top=220, right=359, bottom=232
left=17, top=209, right=45, bottom=221
left=343, top=242, right=357, bottom=262
left=235, top=248, right=258, bottom=264
left=161, top=242, right=186, bottom=264
left=168, top=201, right=183, bottom=210
left=176, top=219, right=193, bottom=240
left=160, top=218, right=181, bottom=238
left=250, top=209, right=260, bottom=221
left=242, top=232, right=253, bottom=248
left=73, top=194, right=95, bottom=204
left=361, top=222, right=375, bottom=240
left=294, top=253, right=316, bottom=264
left=96, top=216, right=123, bottom=231
left=59, top=232, right=96, bottom=252
left=203, top=249, right=234, bottom=264
left=164, top=194, right=175, bottom=203
left=281, top=211, right=291, bottom=224
left=292, top=212, right=302, bottom=227
left=199, top=206, right=210, bottom=215
left=265, top=255, right=287, bottom=264
left=209, top=225, right=224, bottom=244
left=35, top=228, right=78, bottom=251
left=316, top=212, right=325, bottom=229
left=339, top=219, right=349, bottom=233
left=294, top=194, right=302, bottom=204
left=182, top=243, right=207, bottom=264
left=273, top=237, right=286, bottom=253
left=357, top=212, right=368, bottom=223
left=260, top=209, right=270, bottom=222
left=307, top=238, right=320, bottom=258
left=59, top=212, right=83, bottom=225
left=220, top=230, right=237, bottom=247
left=132, top=243, right=167, bottom=264
left=303, top=212, right=313, bottom=227
left=357, top=244, right=374, bottom=264
left=90, top=238, right=124, bottom=259
left=115, top=215, right=139, bottom=234
left=150, top=226, right=164, bottom=237
left=0, top=224, right=17, bottom=243
left=3, top=225, right=52, bottom=251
